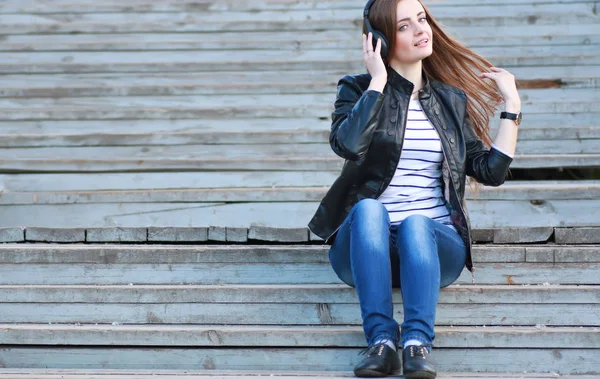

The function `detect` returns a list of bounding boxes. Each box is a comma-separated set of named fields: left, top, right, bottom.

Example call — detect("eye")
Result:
left=399, top=25, right=408, bottom=31
left=419, top=17, right=427, bottom=22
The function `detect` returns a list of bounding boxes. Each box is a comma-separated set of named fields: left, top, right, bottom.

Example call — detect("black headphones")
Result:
left=363, top=0, right=390, bottom=59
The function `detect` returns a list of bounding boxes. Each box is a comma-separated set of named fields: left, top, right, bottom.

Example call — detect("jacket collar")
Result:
left=385, top=65, right=432, bottom=99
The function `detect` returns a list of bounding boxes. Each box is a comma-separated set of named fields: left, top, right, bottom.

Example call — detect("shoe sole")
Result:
left=353, top=368, right=391, bottom=378
left=404, top=370, right=437, bottom=379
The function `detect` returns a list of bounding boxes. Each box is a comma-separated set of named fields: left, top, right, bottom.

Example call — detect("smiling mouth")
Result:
left=415, top=39, right=429, bottom=46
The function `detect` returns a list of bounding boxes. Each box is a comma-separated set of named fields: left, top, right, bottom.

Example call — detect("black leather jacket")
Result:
left=308, top=65, right=513, bottom=274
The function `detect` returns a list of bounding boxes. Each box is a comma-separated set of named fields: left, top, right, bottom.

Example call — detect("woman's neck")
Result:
left=389, top=60, right=424, bottom=95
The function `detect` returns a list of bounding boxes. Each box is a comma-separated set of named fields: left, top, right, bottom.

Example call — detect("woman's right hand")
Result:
left=362, top=32, right=387, bottom=81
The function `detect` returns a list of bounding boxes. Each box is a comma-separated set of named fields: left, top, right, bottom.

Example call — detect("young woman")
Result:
left=308, top=0, right=521, bottom=377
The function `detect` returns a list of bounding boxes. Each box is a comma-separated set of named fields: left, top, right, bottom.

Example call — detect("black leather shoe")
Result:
left=353, top=343, right=401, bottom=377
left=402, top=345, right=436, bottom=379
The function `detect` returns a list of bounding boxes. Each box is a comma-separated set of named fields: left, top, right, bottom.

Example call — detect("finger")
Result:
left=375, top=36, right=381, bottom=55
left=362, top=33, right=367, bottom=54
left=490, top=66, right=504, bottom=72
left=367, top=32, right=373, bottom=51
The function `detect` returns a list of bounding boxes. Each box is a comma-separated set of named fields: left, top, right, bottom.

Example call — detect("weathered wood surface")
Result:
left=0, top=46, right=598, bottom=74
left=1, top=324, right=598, bottom=348
left=1, top=23, right=598, bottom=51
left=1, top=125, right=597, bottom=148
left=1, top=141, right=598, bottom=161
left=1, top=199, right=599, bottom=228
left=0, top=244, right=597, bottom=264
left=0, top=371, right=589, bottom=379
left=4, top=154, right=597, bottom=171
left=0, top=261, right=599, bottom=285
left=0, top=66, right=596, bottom=100
left=0, top=347, right=598, bottom=373
left=0, top=371, right=591, bottom=379
left=0, top=3, right=596, bottom=35
left=0, top=88, right=595, bottom=111
left=0, top=0, right=597, bottom=13
left=1, top=284, right=598, bottom=304
left=0, top=179, right=598, bottom=204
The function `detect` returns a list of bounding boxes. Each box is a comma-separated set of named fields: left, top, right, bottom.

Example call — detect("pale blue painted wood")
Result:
left=1, top=200, right=600, bottom=228
left=0, top=325, right=597, bottom=349
left=1, top=303, right=599, bottom=326
left=0, top=347, right=598, bottom=374
left=0, top=45, right=596, bottom=74
left=0, top=262, right=599, bottom=285
left=0, top=284, right=597, bottom=304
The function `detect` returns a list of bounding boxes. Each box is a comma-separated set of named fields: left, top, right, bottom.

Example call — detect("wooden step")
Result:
left=2, top=284, right=598, bottom=304
left=2, top=198, right=599, bottom=228
left=0, top=89, right=594, bottom=120
left=0, top=23, right=598, bottom=51
left=0, top=46, right=597, bottom=74
left=2, top=244, right=598, bottom=264
left=0, top=67, right=596, bottom=99
left=1, top=324, right=598, bottom=348
left=1, top=126, right=598, bottom=147
left=0, top=0, right=596, bottom=13
left=0, top=3, right=595, bottom=35
left=0, top=346, right=597, bottom=373
left=0, top=179, right=597, bottom=204
left=1, top=140, right=598, bottom=160
left=1, top=260, right=598, bottom=286
left=0, top=371, right=590, bottom=379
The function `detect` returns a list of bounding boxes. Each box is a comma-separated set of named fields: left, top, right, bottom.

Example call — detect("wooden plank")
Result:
left=0, top=324, right=597, bottom=349
left=0, top=46, right=597, bottom=74
left=0, top=118, right=331, bottom=135
left=9, top=88, right=600, bottom=110
left=1, top=181, right=599, bottom=205
left=0, top=126, right=598, bottom=148
left=0, top=371, right=587, bottom=379
left=0, top=244, right=529, bottom=264
left=1, top=284, right=598, bottom=304
left=0, top=140, right=597, bottom=162
left=0, top=67, right=596, bottom=100
left=0, top=261, right=599, bottom=285
left=0, top=154, right=599, bottom=172
left=0, top=172, right=338, bottom=192
left=1, top=199, right=600, bottom=228
left=0, top=5, right=596, bottom=35
left=0, top=122, right=597, bottom=148
left=0, top=347, right=598, bottom=373
left=1, top=302, right=599, bottom=325
left=1, top=24, right=599, bottom=51
left=0, top=89, right=595, bottom=119
left=0, top=0, right=596, bottom=13
left=0, top=173, right=597, bottom=199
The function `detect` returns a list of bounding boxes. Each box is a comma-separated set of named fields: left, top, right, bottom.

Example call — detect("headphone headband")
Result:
left=362, top=0, right=389, bottom=59
left=364, top=0, right=376, bottom=17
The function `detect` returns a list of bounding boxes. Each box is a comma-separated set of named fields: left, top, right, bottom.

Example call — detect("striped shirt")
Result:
left=377, top=99, right=456, bottom=232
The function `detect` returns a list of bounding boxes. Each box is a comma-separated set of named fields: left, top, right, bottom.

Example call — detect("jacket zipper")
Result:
left=418, top=97, right=475, bottom=284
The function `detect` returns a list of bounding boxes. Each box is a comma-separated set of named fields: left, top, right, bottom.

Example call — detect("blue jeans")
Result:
left=328, top=199, right=466, bottom=348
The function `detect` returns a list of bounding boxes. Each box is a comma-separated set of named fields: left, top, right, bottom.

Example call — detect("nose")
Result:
left=414, top=23, right=425, bottom=35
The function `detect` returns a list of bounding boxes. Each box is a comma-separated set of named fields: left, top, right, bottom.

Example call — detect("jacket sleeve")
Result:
left=329, top=76, right=385, bottom=161
left=462, top=105, right=514, bottom=187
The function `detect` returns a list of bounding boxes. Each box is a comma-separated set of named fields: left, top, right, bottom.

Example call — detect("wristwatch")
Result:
left=500, top=111, right=522, bottom=126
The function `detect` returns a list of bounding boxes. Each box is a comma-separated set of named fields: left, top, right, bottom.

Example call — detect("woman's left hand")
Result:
left=478, top=67, right=521, bottom=108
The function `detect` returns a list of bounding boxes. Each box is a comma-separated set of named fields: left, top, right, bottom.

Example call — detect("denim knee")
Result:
left=396, top=215, right=437, bottom=265
left=353, top=198, right=389, bottom=220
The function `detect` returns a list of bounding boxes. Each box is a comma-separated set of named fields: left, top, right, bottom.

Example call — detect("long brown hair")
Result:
left=363, top=0, right=504, bottom=146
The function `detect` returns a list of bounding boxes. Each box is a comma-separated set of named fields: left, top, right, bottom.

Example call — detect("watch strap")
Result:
left=500, top=111, right=518, bottom=120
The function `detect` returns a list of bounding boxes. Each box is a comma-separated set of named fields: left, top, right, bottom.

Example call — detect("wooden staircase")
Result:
left=0, top=0, right=599, bottom=377
left=0, top=230, right=599, bottom=375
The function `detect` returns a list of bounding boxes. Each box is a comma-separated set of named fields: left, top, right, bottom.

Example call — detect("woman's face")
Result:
left=389, top=0, right=433, bottom=65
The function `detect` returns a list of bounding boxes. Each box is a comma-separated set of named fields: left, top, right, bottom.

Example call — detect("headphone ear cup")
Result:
left=371, top=30, right=389, bottom=59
